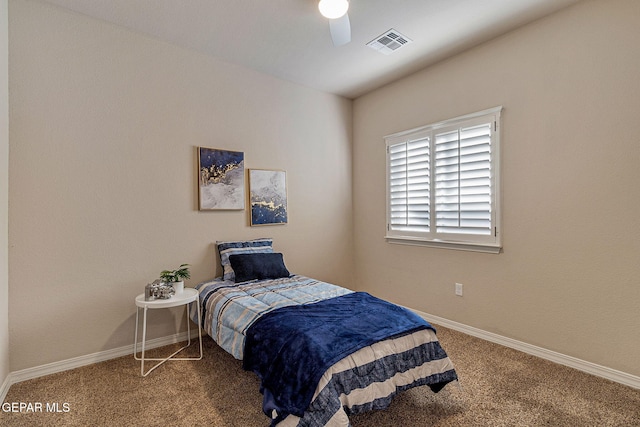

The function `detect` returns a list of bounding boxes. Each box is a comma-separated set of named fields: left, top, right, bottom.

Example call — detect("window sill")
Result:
left=385, top=236, right=502, bottom=254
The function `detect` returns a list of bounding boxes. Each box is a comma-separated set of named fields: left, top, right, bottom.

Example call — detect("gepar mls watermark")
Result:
left=2, top=402, right=71, bottom=413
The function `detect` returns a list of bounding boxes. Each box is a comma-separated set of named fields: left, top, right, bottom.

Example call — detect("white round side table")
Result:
left=133, top=288, right=203, bottom=377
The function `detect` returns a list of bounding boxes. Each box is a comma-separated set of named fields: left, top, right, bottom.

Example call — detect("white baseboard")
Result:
left=3, top=329, right=199, bottom=396
left=413, top=309, right=640, bottom=390
left=2, top=314, right=639, bottom=402
left=0, top=373, right=10, bottom=403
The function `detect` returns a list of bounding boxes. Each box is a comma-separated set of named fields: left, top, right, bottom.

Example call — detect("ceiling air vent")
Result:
left=367, top=29, right=412, bottom=55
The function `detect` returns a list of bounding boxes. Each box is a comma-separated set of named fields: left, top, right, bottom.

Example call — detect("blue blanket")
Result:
left=191, top=275, right=353, bottom=359
left=242, top=292, right=435, bottom=424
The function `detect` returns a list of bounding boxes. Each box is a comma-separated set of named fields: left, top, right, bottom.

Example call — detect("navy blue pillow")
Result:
left=229, top=253, right=291, bottom=283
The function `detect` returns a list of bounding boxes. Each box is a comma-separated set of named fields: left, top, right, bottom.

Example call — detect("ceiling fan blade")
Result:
left=329, top=13, right=351, bottom=46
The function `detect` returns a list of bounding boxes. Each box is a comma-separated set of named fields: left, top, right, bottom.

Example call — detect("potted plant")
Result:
left=159, top=263, right=191, bottom=293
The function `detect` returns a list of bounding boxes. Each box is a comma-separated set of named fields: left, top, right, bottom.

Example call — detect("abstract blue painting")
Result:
left=198, top=147, right=245, bottom=210
left=249, top=169, right=287, bottom=225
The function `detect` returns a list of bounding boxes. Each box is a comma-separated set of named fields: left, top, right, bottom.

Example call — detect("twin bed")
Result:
left=189, top=238, right=458, bottom=426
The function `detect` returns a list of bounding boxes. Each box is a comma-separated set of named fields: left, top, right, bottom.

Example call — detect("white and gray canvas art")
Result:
left=198, top=147, right=245, bottom=210
left=249, top=169, right=287, bottom=225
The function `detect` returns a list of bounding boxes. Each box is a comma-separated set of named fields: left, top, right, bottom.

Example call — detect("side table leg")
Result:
left=185, top=305, right=191, bottom=347
left=133, top=307, right=139, bottom=358
left=140, top=305, right=148, bottom=377
left=197, top=299, right=203, bottom=359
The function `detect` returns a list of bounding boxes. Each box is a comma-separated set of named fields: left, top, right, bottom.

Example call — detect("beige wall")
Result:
left=8, top=0, right=353, bottom=371
left=1, top=0, right=9, bottom=388
left=353, top=0, right=640, bottom=377
left=8, top=0, right=639, bottom=381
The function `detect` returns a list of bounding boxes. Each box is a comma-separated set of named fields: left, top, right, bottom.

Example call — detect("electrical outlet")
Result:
left=455, top=283, right=463, bottom=296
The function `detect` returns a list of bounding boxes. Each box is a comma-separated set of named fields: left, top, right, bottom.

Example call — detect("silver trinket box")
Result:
left=145, top=279, right=175, bottom=300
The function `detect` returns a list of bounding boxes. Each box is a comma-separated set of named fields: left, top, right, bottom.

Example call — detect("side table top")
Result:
left=135, top=287, right=199, bottom=308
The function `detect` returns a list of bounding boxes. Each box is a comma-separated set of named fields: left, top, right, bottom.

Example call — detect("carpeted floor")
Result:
left=2, top=325, right=639, bottom=426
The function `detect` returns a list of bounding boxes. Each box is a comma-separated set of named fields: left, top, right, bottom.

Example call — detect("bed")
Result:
left=189, top=239, right=458, bottom=426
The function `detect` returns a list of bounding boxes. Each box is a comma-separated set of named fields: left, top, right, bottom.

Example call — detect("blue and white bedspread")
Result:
left=191, top=275, right=352, bottom=359
left=190, top=275, right=458, bottom=426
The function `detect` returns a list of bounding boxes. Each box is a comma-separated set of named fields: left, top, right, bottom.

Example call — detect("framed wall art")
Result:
left=249, top=169, right=288, bottom=226
left=198, top=147, right=245, bottom=210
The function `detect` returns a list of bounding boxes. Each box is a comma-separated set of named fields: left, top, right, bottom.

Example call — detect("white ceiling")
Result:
left=39, top=0, right=582, bottom=99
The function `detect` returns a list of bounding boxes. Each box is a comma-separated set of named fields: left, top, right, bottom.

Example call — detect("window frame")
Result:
left=385, top=106, right=503, bottom=254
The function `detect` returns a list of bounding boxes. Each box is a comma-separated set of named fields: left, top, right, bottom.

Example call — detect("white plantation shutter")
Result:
left=385, top=107, right=502, bottom=253
left=389, top=135, right=430, bottom=233
left=435, top=122, right=492, bottom=236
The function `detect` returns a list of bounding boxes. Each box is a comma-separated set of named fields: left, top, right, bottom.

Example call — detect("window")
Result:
left=385, top=107, right=502, bottom=253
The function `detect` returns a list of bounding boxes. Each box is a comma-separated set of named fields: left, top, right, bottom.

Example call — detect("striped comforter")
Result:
left=191, top=275, right=352, bottom=359
left=190, top=275, right=458, bottom=426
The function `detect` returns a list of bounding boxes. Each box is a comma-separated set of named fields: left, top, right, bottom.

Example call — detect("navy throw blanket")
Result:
left=243, top=292, right=434, bottom=424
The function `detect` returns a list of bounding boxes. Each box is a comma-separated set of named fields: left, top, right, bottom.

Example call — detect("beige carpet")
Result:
left=2, top=326, right=639, bottom=426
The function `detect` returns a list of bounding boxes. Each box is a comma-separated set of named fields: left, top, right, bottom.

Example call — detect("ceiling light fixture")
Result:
left=318, top=0, right=349, bottom=20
